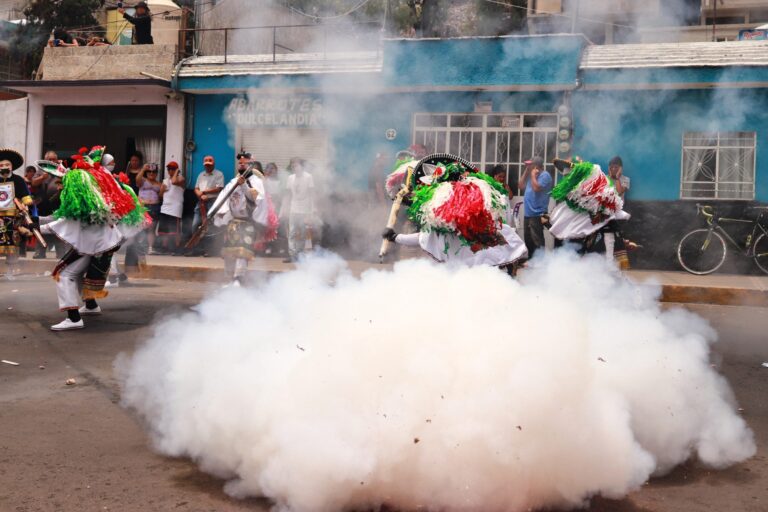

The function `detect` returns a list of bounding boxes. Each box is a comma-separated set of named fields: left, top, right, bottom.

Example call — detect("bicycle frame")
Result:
left=698, top=204, right=768, bottom=257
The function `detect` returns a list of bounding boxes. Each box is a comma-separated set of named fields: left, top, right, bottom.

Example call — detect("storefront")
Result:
left=1, top=79, right=184, bottom=179
left=177, top=34, right=587, bottom=190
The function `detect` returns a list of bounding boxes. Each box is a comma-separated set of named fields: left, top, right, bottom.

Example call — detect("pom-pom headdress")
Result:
left=551, top=161, right=623, bottom=217
left=407, top=155, right=509, bottom=251
left=384, top=157, right=418, bottom=200
left=54, top=145, right=148, bottom=226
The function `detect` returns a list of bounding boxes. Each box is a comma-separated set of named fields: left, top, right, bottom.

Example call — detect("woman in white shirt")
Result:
left=158, top=161, right=185, bottom=254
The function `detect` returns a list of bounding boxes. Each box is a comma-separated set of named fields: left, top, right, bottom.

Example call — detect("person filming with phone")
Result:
left=47, top=28, right=79, bottom=48
left=118, top=1, right=154, bottom=45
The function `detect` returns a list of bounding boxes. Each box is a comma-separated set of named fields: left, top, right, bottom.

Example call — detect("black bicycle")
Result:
left=677, top=203, right=768, bottom=275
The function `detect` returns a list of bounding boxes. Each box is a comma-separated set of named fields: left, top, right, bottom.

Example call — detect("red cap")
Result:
left=166, top=161, right=179, bottom=169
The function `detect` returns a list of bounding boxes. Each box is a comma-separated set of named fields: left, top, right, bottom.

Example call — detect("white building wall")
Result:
left=23, top=86, right=183, bottom=173
left=0, top=97, right=28, bottom=157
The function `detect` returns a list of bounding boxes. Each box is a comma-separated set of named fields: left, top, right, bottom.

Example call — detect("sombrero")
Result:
left=0, top=149, right=23, bottom=170
left=35, top=159, right=66, bottom=178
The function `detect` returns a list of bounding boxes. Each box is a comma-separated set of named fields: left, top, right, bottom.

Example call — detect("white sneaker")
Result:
left=222, top=279, right=241, bottom=289
left=105, top=280, right=118, bottom=288
left=51, top=318, right=84, bottom=331
left=78, top=305, right=102, bottom=315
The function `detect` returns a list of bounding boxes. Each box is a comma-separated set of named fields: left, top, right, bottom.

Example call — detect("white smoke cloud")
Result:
left=117, top=251, right=755, bottom=511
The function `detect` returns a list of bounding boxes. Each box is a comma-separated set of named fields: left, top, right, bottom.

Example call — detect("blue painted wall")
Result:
left=189, top=90, right=565, bottom=185
left=572, top=87, right=768, bottom=202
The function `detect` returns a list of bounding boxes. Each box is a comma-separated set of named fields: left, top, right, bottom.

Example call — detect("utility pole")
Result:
left=712, top=0, right=717, bottom=42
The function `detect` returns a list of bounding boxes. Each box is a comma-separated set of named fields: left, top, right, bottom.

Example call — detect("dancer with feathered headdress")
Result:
left=381, top=154, right=526, bottom=271
left=39, top=146, right=149, bottom=330
left=548, top=159, right=632, bottom=264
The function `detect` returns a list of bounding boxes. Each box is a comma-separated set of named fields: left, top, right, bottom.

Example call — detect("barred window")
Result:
left=681, top=131, right=756, bottom=200
left=413, top=112, right=560, bottom=193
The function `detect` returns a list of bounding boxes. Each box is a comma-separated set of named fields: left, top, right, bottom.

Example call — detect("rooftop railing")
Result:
left=177, top=22, right=383, bottom=63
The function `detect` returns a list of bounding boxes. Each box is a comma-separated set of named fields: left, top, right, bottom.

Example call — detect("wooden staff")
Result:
left=379, top=165, right=414, bottom=263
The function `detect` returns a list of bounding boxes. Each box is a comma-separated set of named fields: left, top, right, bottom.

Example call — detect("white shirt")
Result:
left=160, top=174, right=184, bottom=218
left=286, top=172, right=314, bottom=215
left=195, top=169, right=225, bottom=199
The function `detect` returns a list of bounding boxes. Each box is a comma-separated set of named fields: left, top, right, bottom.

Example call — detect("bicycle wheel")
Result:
left=753, top=234, right=768, bottom=274
left=677, top=228, right=727, bottom=275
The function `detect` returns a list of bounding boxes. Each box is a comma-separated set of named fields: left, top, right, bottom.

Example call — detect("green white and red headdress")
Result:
left=384, top=156, right=418, bottom=200
left=407, top=160, right=508, bottom=251
left=551, top=161, right=623, bottom=217
left=54, top=145, right=149, bottom=226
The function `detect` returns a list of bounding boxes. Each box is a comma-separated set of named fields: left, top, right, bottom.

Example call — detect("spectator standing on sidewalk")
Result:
left=124, top=152, right=144, bottom=192
left=283, top=158, right=315, bottom=262
left=158, top=161, right=185, bottom=254
left=136, top=163, right=162, bottom=254
left=31, top=151, right=60, bottom=258
left=520, top=156, right=552, bottom=259
left=264, top=162, right=286, bottom=256
left=118, top=1, right=154, bottom=45
left=188, top=155, right=224, bottom=256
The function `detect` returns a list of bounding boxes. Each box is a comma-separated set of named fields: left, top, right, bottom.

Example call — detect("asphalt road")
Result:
left=1, top=276, right=767, bottom=512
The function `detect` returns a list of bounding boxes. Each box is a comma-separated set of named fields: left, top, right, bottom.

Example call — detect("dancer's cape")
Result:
left=212, top=173, right=279, bottom=242
left=548, top=161, right=630, bottom=240
left=404, top=157, right=526, bottom=266
left=40, top=146, right=149, bottom=255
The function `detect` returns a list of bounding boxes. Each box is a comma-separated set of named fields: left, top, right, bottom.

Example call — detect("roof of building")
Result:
left=178, top=52, right=383, bottom=78
left=580, top=40, right=768, bottom=69
left=178, top=34, right=587, bottom=92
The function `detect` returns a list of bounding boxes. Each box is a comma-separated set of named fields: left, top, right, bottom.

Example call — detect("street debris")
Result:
left=1, top=360, right=19, bottom=366
left=296, top=344, right=305, bottom=351
left=761, top=362, right=768, bottom=368
left=39, top=365, right=45, bottom=370
left=413, top=437, right=420, bottom=444
left=65, top=378, right=77, bottom=386
left=598, top=357, right=606, bottom=363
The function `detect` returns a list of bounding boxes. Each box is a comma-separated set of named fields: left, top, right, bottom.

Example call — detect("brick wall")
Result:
left=39, top=44, right=176, bottom=81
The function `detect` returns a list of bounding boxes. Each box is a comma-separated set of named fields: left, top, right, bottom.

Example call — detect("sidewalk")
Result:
left=10, top=254, right=768, bottom=307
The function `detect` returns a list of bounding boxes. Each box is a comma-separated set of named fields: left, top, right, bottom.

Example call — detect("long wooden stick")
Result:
left=379, top=166, right=414, bottom=262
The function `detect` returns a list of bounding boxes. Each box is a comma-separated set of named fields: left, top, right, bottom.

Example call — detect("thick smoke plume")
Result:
left=118, top=252, right=755, bottom=511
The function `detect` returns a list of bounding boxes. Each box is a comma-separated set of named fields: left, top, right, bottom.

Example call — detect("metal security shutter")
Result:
left=238, top=128, right=328, bottom=171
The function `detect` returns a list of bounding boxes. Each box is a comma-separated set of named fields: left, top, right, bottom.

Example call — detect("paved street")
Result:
left=1, top=276, right=767, bottom=512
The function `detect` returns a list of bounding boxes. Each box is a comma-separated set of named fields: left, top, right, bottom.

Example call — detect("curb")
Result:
left=12, top=258, right=768, bottom=307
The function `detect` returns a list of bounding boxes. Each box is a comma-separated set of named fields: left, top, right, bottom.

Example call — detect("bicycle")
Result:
left=677, top=203, right=768, bottom=275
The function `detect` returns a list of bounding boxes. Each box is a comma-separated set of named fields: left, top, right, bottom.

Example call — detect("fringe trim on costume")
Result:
left=54, top=170, right=111, bottom=224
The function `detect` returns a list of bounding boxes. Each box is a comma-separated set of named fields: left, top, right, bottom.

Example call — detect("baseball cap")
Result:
left=166, top=161, right=179, bottom=169
left=203, top=156, right=214, bottom=164
left=236, top=151, right=251, bottom=159
left=524, top=156, right=544, bottom=167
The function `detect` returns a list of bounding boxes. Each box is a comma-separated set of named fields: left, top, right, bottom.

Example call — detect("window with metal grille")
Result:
left=412, top=112, right=559, bottom=194
left=681, top=132, right=756, bottom=200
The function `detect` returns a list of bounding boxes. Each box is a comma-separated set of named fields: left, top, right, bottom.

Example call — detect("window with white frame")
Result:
left=681, top=131, right=756, bottom=200
left=412, top=112, right=559, bottom=193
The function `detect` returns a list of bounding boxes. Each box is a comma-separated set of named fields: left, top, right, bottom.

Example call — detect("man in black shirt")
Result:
left=118, top=2, right=154, bottom=45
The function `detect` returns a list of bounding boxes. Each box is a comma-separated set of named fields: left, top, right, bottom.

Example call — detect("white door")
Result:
left=238, top=127, right=329, bottom=172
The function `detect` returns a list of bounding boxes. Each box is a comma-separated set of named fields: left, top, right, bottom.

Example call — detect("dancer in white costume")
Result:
left=382, top=154, right=526, bottom=272
left=38, top=147, right=148, bottom=330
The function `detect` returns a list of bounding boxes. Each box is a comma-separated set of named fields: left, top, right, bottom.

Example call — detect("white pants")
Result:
left=288, top=213, right=312, bottom=257
left=56, top=255, right=91, bottom=310
left=224, top=257, right=248, bottom=279
left=604, top=232, right=615, bottom=261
